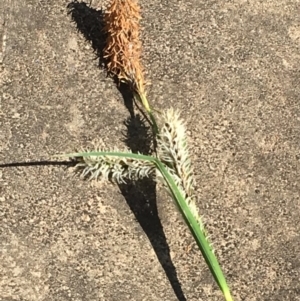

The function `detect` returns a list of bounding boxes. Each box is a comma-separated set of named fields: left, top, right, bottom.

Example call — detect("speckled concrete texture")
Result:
left=0, top=0, right=299, bottom=300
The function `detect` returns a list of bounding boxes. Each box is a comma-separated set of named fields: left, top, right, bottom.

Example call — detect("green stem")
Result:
left=134, top=91, right=159, bottom=135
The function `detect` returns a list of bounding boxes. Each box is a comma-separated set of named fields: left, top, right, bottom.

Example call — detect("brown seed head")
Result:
left=104, top=0, right=146, bottom=95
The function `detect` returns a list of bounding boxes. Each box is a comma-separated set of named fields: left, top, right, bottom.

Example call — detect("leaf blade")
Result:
left=57, top=150, right=233, bottom=301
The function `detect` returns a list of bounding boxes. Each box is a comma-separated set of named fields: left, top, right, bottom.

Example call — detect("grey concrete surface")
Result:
left=0, top=0, right=299, bottom=300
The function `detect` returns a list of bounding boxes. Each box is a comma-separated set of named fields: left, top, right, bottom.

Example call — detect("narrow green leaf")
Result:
left=54, top=151, right=156, bottom=162
left=155, top=160, right=233, bottom=301
left=57, top=151, right=233, bottom=301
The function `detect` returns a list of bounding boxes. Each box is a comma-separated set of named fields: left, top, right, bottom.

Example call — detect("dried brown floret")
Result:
left=103, top=0, right=146, bottom=96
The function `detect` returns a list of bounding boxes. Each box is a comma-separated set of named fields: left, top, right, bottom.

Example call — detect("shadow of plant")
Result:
left=67, top=0, right=136, bottom=116
left=67, top=1, right=187, bottom=300
left=67, top=0, right=107, bottom=67
left=120, top=115, right=187, bottom=301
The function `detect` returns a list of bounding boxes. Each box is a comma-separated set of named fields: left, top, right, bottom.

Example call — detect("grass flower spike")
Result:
left=157, top=108, right=195, bottom=197
left=103, top=0, right=158, bottom=132
left=104, top=0, right=145, bottom=98
left=59, top=0, right=235, bottom=300
left=156, top=109, right=206, bottom=237
left=74, top=149, right=155, bottom=183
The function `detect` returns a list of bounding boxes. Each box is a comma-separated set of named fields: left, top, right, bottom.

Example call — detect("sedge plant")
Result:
left=58, top=0, right=234, bottom=300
